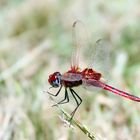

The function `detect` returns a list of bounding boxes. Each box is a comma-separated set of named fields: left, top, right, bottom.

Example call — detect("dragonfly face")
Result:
left=48, top=72, right=62, bottom=88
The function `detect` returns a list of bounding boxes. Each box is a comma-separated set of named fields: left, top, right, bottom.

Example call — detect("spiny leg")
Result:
left=52, top=88, right=69, bottom=107
left=47, top=85, right=62, bottom=96
left=57, top=88, right=69, bottom=105
left=69, top=88, right=82, bottom=121
left=70, top=88, right=82, bottom=117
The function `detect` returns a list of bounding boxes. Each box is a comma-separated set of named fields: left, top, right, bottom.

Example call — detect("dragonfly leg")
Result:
left=69, top=88, right=82, bottom=121
left=47, top=85, right=62, bottom=96
left=52, top=88, right=69, bottom=107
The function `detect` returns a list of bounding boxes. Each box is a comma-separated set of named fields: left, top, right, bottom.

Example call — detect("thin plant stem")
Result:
left=59, top=107, right=96, bottom=140
left=49, top=96, right=98, bottom=140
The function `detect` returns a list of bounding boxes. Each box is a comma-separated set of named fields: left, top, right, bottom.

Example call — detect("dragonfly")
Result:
left=48, top=21, right=140, bottom=121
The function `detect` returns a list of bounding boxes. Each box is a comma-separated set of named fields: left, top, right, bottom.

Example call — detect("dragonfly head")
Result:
left=48, top=72, right=62, bottom=88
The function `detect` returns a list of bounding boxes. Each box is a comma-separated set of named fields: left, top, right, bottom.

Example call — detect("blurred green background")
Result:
left=0, top=0, right=140, bottom=140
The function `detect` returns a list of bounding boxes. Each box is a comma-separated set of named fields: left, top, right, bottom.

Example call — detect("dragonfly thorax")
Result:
left=48, top=72, right=62, bottom=88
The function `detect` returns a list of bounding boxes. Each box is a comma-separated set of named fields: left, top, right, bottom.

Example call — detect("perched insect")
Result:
left=48, top=21, right=140, bottom=121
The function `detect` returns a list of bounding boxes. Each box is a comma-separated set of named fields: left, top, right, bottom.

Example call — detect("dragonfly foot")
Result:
left=51, top=104, right=58, bottom=107
left=67, top=117, right=73, bottom=126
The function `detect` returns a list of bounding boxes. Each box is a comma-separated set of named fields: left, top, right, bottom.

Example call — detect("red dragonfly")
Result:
left=48, top=21, right=140, bottom=121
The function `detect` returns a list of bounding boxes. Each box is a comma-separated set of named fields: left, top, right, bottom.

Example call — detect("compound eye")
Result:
left=48, top=72, right=62, bottom=87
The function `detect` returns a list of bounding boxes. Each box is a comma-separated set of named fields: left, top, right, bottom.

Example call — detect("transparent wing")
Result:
left=89, top=39, right=111, bottom=81
left=71, top=20, right=90, bottom=69
left=82, top=39, right=111, bottom=91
